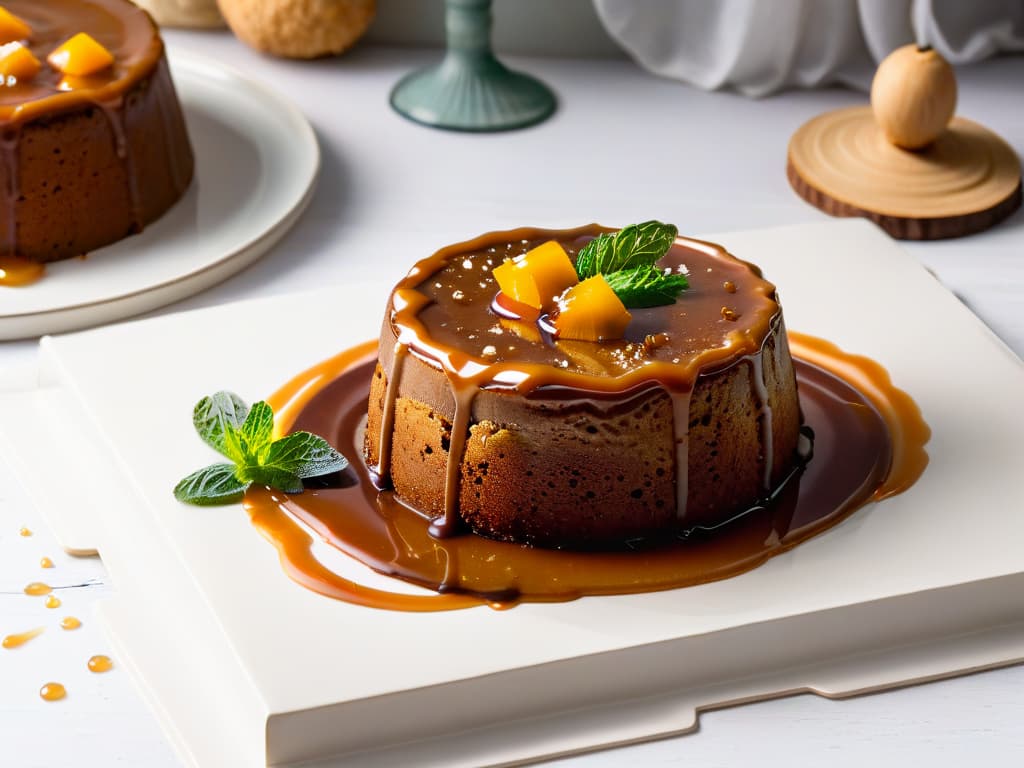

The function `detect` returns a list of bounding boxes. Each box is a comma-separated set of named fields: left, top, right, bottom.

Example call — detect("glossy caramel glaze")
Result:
left=387, top=224, right=778, bottom=388
left=242, top=331, right=930, bottom=611
left=0, top=0, right=161, bottom=123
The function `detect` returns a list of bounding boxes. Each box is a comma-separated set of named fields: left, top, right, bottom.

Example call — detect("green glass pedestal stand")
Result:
left=390, top=0, right=556, bottom=132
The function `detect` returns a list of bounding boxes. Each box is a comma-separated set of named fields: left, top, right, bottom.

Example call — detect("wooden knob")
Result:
left=871, top=44, right=957, bottom=150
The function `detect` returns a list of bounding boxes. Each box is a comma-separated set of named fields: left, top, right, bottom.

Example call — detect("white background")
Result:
left=0, top=18, right=1022, bottom=768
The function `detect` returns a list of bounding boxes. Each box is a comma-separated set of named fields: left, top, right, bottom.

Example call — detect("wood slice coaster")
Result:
left=788, top=106, right=1022, bottom=240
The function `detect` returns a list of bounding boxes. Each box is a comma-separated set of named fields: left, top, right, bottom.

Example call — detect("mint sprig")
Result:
left=574, top=221, right=686, bottom=308
left=174, top=391, right=348, bottom=506
left=603, top=265, right=689, bottom=308
left=575, top=221, right=678, bottom=279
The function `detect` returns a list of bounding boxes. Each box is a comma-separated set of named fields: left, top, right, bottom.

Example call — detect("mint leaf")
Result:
left=236, top=465, right=304, bottom=494
left=177, top=392, right=349, bottom=506
left=240, top=401, right=274, bottom=462
left=574, top=233, right=613, bottom=280
left=604, top=265, right=689, bottom=308
left=193, top=392, right=249, bottom=461
left=261, top=431, right=349, bottom=479
left=174, top=463, right=249, bottom=506
left=575, top=221, right=678, bottom=279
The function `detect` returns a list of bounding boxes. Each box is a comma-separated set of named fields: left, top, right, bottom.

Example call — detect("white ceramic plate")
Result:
left=0, top=48, right=319, bottom=341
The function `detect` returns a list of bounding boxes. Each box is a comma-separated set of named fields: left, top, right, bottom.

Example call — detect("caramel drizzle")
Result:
left=670, top=390, right=693, bottom=519
left=435, top=386, right=474, bottom=537
left=152, top=61, right=192, bottom=194
left=0, top=127, right=20, bottom=260
left=749, top=355, right=775, bottom=492
left=384, top=226, right=782, bottom=536
left=98, top=100, right=143, bottom=232
left=375, top=342, right=407, bottom=484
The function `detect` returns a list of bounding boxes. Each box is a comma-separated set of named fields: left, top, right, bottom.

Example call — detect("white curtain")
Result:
left=592, top=0, right=1024, bottom=97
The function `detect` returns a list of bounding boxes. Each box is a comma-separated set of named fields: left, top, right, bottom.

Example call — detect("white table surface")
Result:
left=1, top=32, right=1022, bottom=768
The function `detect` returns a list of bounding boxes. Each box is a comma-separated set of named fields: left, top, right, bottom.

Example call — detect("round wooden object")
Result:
left=788, top=106, right=1022, bottom=239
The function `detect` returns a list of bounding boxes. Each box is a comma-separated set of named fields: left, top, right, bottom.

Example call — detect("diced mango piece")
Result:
left=0, top=7, right=31, bottom=44
left=493, top=240, right=579, bottom=310
left=553, top=275, right=632, bottom=342
left=0, top=42, right=40, bottom=83
left=47, top=33, right=114, bottom=77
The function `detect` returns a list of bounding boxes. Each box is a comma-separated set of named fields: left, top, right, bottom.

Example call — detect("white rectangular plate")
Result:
left=1, top=220, right=1022, bottom=767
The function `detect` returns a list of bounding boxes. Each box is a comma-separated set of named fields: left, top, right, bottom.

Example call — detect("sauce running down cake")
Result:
left=0, top=0, right=194, bottom=265
left=365, top=224, right=803, bottom=550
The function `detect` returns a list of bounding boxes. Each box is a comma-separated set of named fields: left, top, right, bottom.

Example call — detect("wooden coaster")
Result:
left=788, top=106, right=1022, bottom=240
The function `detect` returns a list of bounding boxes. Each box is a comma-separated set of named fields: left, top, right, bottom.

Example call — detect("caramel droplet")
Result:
left=87, top=655, right=113, bottom=673
left=18, top=527, right=32, bottom=537
left=0, top=255, right=46, bottom=287
left=44, top=594, right=61, bottom=609
left=723, top=281, right=737, bottom=293
left=40, top=557, right=54, bottom=569
left=721, top=307, right=741, bottom=322
left=2, top=627, right=44, bottom=649
left=39, top=683, right=66, bottom=702
left=24, top=582, right=52, bottom=596
left=60, top=617, right=82, bottom=631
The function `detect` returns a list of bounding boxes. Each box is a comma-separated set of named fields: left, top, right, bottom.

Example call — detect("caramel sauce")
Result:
left=39, top=683, right=65, bottom=702
left=0, top=254, right=45, bottom=287
left=87, top=655, right=113, bottom=673
left=245, top=331, right=928, bottom=611
left=60, top=617, right=82, bottom=631
left=40, top=556, right=54, bottom=569
left=2, top=626, right=43, bottom=649
left=18, top=527, right=32, bottom=537
left=23, top=582, right=51, bottom=596
left=44, top=594, right=61, bottom=609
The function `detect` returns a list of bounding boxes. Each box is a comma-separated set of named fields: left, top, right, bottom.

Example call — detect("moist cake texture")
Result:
left=365, top=225, right=802, bottom=549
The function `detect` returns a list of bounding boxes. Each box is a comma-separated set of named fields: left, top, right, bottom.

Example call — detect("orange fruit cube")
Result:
left=493, top=240, right=579, bottom=310
left=0, top=7, right=31, bottom=44
left=0, top=42, right=40, bottom=83
left=47, top=33, right=114, bottom=76
left=553, top=275, right=632, bottom=342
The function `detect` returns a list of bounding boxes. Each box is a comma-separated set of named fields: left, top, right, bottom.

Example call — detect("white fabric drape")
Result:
left=592, top=0, right=1024, bottom=96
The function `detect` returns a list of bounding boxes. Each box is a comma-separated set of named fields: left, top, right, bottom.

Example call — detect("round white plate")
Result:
left=0, top=48, right=319, bottom=341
